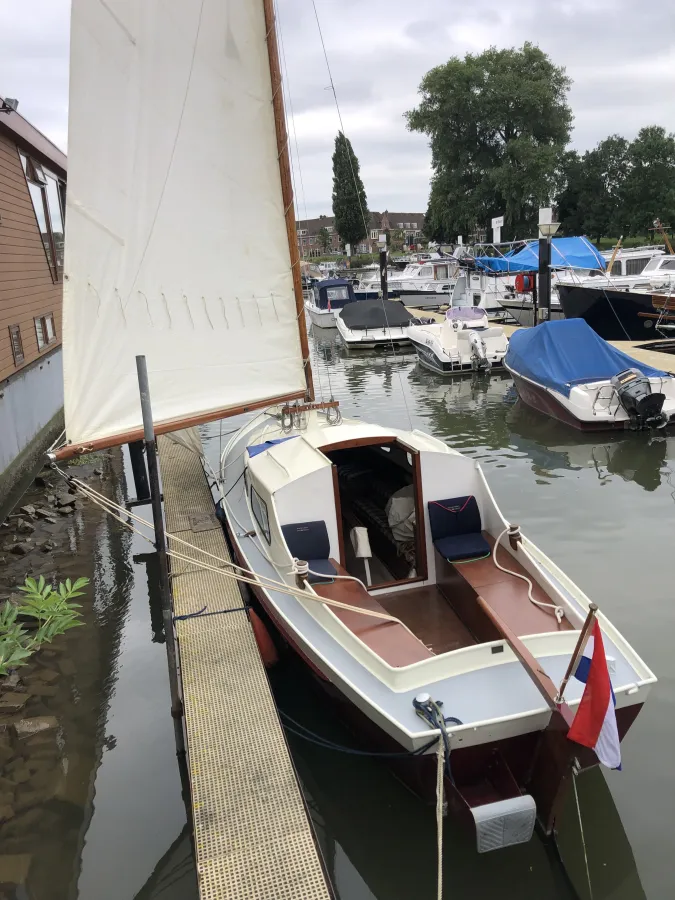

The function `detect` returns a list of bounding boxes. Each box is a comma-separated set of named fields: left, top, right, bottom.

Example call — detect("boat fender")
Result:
left=249, top=609, right=279, bottom=668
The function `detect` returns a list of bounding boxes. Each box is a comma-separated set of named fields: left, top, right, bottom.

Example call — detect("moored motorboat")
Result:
left=505, top=319, right=675, bottom=430
left=406, top=307, right=508, bottom=374
left=305, top=278, right=358, bottom=328
left=336, top=297, right=415, bottom=350
left=557, top=283, right=675, bottom=341
left=220, top=406, right=655, bottom=851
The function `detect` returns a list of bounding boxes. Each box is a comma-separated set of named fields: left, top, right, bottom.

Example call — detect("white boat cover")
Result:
left=63, top=0, right=306, bottom=446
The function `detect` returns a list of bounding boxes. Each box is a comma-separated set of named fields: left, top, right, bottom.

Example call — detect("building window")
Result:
left=20, top=153, right=65, bottom=281
left=412, top=222, right=418, bottom=229
left=34, top=313, right=56, bottom=350
left=297, top=228, right=307, bottom=236
left=8, top=325, right=24, bottom=366
left=250, top=486, right=271, bottom=544
left=370, top=230, right=379, bottom=240
left=326, top=226, right=334, bottom=233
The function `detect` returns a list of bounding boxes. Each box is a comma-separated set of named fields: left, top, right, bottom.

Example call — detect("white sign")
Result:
left=491, top=216, right=504, bottom=229
left=345, top=243, right=351, bottom=257
left=378, top=233, right=387, bottom=245
left=457, top=235, right=463, bottom=245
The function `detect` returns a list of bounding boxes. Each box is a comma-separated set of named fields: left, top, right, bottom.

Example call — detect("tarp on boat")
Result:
left=474, top=237, right=605, bottom=274
left=339, top=298, right=413, bottom=330
left=505, top=319, right=668, bottom=397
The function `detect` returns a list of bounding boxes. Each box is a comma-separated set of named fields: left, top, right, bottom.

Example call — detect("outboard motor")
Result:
left=611, top=368, right=666, bottom=429
left=468, top=330, right=491, bottom=371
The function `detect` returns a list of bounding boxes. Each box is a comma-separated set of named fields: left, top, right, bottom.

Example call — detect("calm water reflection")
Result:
left=33, top=322, right=673, bottom=899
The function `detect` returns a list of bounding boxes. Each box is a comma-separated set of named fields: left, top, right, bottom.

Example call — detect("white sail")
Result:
left=63, top=0, right=306, bottom=447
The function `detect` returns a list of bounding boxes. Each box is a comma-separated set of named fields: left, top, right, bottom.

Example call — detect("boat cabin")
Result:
left=312, top=278, right=357, bottom=311
left=605, top=246, right=665, bottom=277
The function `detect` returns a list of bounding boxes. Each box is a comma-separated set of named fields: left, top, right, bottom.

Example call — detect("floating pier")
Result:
left=158, top=431, right=331, bottom=900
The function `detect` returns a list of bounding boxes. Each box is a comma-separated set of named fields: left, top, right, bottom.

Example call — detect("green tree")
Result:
left=332, top=132, right=369, bottom=250
left=557, top=136, right=630, bottom=241
left=317, top=226, right=331, bottom=254
left=621, top=126, right=675, bottom=235
left=407, top=43, right=572, bottom=241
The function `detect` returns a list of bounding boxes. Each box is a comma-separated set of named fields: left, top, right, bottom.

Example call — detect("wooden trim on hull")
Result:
left=509, top=371, right=628, bottom=432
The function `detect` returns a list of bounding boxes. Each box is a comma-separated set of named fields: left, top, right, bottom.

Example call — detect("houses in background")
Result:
left=297, top=211, right=425, bottom=258
left=0, top=100, right=66, bottom=506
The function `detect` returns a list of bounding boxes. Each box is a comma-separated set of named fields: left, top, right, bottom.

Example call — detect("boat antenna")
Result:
left=311, top=0, right=413, bottom=431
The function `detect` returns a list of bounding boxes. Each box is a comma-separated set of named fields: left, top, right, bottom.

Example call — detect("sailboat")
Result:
left=54, top=0, right=656, bottom=855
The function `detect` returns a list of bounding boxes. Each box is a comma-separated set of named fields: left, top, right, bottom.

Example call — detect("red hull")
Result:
left=509, top=371, right=628, bottom=432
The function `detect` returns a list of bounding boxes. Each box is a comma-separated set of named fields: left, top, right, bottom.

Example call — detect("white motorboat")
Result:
left=390, top=259, right=459, bottom=307
left=406, top=308, right=508, bottom=374
left=505, top=319, right=675, bottom=431
left=335, top=298, right=415, bottom=350
left=305, top=278, right=358, bottom=328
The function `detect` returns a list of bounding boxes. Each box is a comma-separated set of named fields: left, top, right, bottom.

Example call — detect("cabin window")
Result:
left=435, top=265, right=448, bottom=280
left=250, top=486, right=271, bottom=544
left=419, top=266, right=432, bottom=277
left=610, top=261, right=622, bottom=276
left=626, top=257, right=650, bottom=275
left=326, top=287, right=349, bottom=301
left=658, top=259, right=675, bottom=272
left=34, top=313, right=56, bottom=350
left=8, top=325, right=24, bottom=366
left=20, top=153, right=65, bottom=282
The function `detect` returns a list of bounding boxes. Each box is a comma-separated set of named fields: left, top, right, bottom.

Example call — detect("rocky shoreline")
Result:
left=0, top=451, right=119, bottom=895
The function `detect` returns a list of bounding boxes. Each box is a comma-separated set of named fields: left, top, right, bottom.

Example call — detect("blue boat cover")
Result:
left=474, top=236, right=605, bottom=274
left=247, top=436, right=298, bottom=458
left=505, top=319, right=667, bottom=397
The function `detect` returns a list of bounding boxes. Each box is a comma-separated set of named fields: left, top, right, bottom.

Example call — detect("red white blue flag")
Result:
left=567, top=620, right=621, bottom=770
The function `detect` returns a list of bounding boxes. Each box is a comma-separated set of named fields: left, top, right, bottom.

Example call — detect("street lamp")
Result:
left=537, top=207, right=560, bottom=322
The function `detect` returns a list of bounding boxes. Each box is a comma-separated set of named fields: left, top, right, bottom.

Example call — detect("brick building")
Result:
left=296, top=210, right=425, bottom=258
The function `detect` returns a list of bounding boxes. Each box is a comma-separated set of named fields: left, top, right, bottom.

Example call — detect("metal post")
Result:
left=128, top=440, right=151, bottom=504
left=136, top=355, right=185, bottom=754
left=556, top=604, right=598, bottom=704
left=537, top=237, right=551, bottom=323
left=531, top=272, right=538, bottom=326
left=379, top=248, right=388, bottom=302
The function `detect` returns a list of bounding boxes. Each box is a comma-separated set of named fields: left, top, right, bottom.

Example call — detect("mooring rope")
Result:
left=492, top=526, right=565, bottom=624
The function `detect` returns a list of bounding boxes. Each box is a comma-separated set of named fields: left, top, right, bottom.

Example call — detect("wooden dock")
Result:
left=158, top=431, right=331, bottom=900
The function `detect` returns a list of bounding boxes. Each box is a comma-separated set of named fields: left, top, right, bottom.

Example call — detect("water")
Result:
left=6, top=325, right=674, bottom=898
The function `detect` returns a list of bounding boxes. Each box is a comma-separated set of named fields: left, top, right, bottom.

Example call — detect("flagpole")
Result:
left=556, top=603, right=598, bottom=704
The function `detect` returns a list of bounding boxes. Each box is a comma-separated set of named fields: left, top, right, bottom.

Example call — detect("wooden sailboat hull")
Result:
left=226, top=507, right=645, bottom=836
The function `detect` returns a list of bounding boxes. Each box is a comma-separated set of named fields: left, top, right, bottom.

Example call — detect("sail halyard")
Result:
left=57, top=0, right=313, bottom=460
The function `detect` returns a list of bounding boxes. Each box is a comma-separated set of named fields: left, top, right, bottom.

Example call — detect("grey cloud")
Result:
left=3, top=0, right=675, bottom=216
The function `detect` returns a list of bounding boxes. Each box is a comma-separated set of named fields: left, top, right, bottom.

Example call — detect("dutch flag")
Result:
left=567, top=620, right=621, bottom=770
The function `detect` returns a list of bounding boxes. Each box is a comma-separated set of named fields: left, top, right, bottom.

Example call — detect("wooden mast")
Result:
left=54, top=3, right=314, bottom=462
left=262, top=0, right=315, bottom=404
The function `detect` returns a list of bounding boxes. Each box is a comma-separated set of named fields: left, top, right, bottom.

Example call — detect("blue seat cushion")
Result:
left=307, top=558, right=337, bottom=584
left=428, top=496, right=482, bottom=542
left=282, top=521, right=330, bottom=561
left=434, top=533, right=490, bottom=562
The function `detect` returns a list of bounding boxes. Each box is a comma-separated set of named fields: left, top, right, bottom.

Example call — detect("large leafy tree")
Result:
left=332, top=132, right=369, bottom=250
left=407, top=43, right=572, bottom=241
left=621, top=126, right=675, bottom=235
left=557, top=136, right=630, bottom=240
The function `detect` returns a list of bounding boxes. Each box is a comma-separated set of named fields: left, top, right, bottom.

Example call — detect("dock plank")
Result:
left=158, top=431, right=331, bottom=900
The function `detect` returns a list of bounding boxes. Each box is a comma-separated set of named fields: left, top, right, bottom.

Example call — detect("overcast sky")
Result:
left=2, top=0, right=674, bottom=217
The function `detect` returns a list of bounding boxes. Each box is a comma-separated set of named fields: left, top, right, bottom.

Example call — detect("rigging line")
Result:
left=125, top=0, right=206, bottom=304
left=311, top=0, right=413, bottom=429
